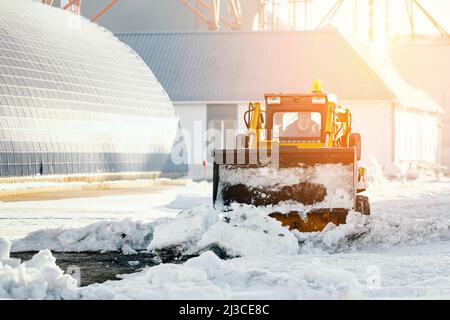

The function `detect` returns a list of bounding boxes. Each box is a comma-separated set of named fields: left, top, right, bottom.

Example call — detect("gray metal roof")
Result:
left=116, top=28, right=443, bottom=113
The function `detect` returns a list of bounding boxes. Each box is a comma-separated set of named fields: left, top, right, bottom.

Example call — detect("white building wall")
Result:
left=342, top=101, right=394, bottom=168
left=173, top=103, right=207, bottom=177
left=237, top=104, right=249, bottom=134
left=394, top=108, right=440, bottom=164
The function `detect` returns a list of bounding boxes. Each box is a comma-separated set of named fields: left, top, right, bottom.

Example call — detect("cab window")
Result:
left=273, top=112, right=322, bottom=138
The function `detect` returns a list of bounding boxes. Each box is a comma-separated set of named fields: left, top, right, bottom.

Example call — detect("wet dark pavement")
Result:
left=10, top=244, right=230, bottom=287
left=11, top=251, right=160, bottom=287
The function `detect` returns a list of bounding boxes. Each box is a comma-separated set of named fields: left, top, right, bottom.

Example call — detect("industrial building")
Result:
left=117, top=28, right=444, bottom=174
left=0, top=0, right=187, bottom=177
left=2, top=0, right=447, bottom=178
left=73, top=0, right=449, bottom=173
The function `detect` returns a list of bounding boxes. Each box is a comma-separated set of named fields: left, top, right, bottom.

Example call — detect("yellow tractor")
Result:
left=212, top=80, right=370, bottom=232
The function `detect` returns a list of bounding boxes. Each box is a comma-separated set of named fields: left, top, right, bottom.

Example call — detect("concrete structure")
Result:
left=0, top=0, right=187, bottom=177
left=117, top=28, right=443, bottom=175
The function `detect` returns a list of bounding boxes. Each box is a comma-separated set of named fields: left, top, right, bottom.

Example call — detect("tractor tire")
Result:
left=356, top=195, right=370, bottom=215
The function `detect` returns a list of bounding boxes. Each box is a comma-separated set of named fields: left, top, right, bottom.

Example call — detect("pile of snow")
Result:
left=197, top=204, right=299, bottom=257
left=149, top=205, right=219, bottom=255
left=10, top=202, right=299, bottom=258
left=218, top=164, right=352, bottom=189
left=78, top=251, right=362, bottom=299
left=297, top=209, right=450, bottom=254
left=396, top=160, right=448, bottom=180
left=362, top=154, right=447, bottom=185
left=13, top=190, right=449, bottom=257
left=0, top=238, right=77, bottom=299
left=10, top=201, right=299, bottom=258
left=12, top=219, right=169, bottom=254
left=5, top=176, right=450, bottom=299
left=359, top=154, right=388, bottom=186
left=295, top=211, right=371, bottom=253
left=149, top=203, right=299, bottom=257
left=217, top=164, right=355, bottom=209
left=383, top=162, right=405, bottom=180
left=11, top=176, right=450, bottom=259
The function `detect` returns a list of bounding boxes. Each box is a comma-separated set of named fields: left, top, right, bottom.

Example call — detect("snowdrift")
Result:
left=5, top=176, right=450, bottom=299
left=0, top=238, right=363, bottom=299
left=12, top=188, right=450, bottom=258
left=12, top=218, right=169, bottom=254
left=78, top=251, right=363, bottom=299
left=0, top=238, right=77, bottom=299
left=149, top=203, right=300, bottom=257
left=12, top=203, right=301, bottom=258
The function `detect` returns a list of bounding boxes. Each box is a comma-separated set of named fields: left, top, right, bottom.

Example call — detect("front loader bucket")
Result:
left=213, top=147, right=357, bottom=232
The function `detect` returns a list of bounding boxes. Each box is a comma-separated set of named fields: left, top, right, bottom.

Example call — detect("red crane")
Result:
left=41, top=0, right=119, bottom=22
left=179, top=0, right=242, bottom=30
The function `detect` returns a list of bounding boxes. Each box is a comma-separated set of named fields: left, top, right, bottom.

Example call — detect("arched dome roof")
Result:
left=0, top=0, right=186, bottom=176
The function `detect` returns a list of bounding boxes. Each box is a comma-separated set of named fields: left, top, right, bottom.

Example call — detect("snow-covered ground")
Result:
left=1, top=177, right=450, bottom=299
left=0, top=181, right=210, bottom=241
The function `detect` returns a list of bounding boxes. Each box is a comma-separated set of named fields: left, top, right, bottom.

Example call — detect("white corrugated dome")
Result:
left=0, top=0, right=186, bottom=177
